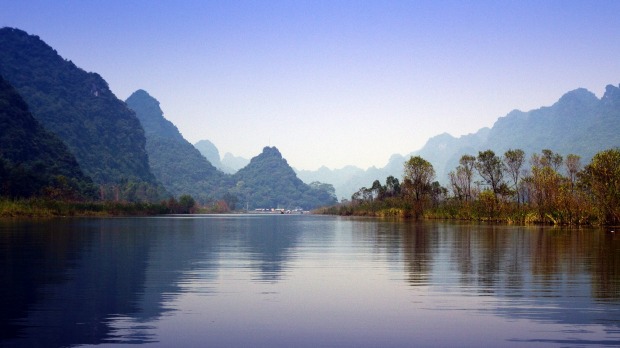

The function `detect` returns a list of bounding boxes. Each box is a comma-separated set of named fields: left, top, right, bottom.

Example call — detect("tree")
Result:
left=403, top=156, right=436, bottom=202
left=430, top=181, right=447, bottom=206
left=459, top=154, right=476, bottom=201
left=541, top=149, right=563, bottom=172
left=528, top=151, right=564, bottom=222
left=178, top=194, right=196, bottom=214
left=370, top=179, right=386, bottom=201
left=222, top=192, right=239, bottom=211
left=385, top=175, right=401, bottom=198
left=352, top=187, right=371, bottom=204
left=579, top=148, right=620, bottom=225
left=565, top=154, right=581, bottom=188
left=475, top=150, right=504, bottom=200
left=448, top=167, right=472, bottom=202
left=503, top=149, right=525, bottom=204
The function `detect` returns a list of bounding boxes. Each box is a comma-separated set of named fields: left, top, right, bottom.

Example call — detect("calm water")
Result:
left=1, top=215, right=619, bottom=347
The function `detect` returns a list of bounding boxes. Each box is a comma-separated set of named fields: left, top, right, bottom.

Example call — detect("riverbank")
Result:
left=0, top=198, right=169, bottom=218
left=316, top=200, right=618, bottom=227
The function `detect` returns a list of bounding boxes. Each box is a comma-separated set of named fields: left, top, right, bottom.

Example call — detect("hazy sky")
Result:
left=2, top=1, right=620, bottom=170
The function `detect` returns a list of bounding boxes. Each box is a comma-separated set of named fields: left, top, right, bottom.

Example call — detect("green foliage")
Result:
left=126, top=90, right=230, bottom=203
left=503, top=149, right=525, bottom=201
left=475, top=150, right=504, bottom=199
left=327, top=148, right=620, bottom=226
left=0, top=28, right=157, bottom=189
left=579, top=148, right=620, bottom=225
left=403, top=156, right=435, bottom=201
left=165, top=194, right=197, bottom=214
left=0, top=197, right=169, bottom=217
left=232, top=147, right=337, bottom=210
left=0, top=75, right=96, bottom=199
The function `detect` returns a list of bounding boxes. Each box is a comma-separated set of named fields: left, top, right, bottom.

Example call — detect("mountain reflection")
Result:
left=242, top=216, right=300, bottom=282
left=1, top=217, right=619, bottom=347
left=0, top=216, right=301, bottom=347
left=0, top=219, right=156, bottom=347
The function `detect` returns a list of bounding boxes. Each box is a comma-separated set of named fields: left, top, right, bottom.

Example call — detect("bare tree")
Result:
left=565, top=154, right=581, bottom=188
left=459, top=154, right=476, bottom=201
left=504, top=149, right=525, bottom=204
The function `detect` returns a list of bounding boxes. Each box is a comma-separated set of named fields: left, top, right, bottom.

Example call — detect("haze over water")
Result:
left=1, top=215, right=619, bottom=347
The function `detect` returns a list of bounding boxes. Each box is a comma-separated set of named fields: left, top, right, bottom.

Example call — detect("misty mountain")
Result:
left=421, top=85, right=620, bottom=181
left=232, top=146, right=337, bottom=209
left=126, top=90, right=230, bottom=202
left=302, top=84, right=620, bottom=199
left=296, top=165, right=364, bottom=197
left=221, top=152, right=249, bottom=173
left=0, top=27, right=157, bottom=188
left=193, top=140, right=248, bottom=174
left=0, top=75, right=94, bottom=198
left=127, top=90, right=332, bottom=209
left=193, top=139, right=222, bottom=169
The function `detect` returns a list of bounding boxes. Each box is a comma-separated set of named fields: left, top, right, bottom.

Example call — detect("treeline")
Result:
left=320, top=148, right=620, bottom=226
left=0, top=194, right=199, bottom=218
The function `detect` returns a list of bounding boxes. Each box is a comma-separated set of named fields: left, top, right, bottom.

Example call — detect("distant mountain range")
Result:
left=191, top=84, right=620, bottom=201
left=193, top=139, right=249, bottom=174
left=1, top=26, right=618, bottom=207
left=0, top=27, right=334, bottom=208
left=126, top=89, right=336, bottom=209
left=297, top=85, right=620, bottom=199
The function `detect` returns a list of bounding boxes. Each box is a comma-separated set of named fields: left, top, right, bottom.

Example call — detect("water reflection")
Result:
left=0, top=216, right=619, bottom=347
left=401, top=222, right=435, bottom=286
left=0, top=219, right=156, bottom=347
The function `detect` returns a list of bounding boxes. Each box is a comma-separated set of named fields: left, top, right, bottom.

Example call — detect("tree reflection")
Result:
left=398, top=221, right=620, bottom=329
left=401, top=222, right=436, bottom=286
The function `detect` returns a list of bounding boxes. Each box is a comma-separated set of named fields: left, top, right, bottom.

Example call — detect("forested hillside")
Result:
left=0, top=75, right=95, bottom=199
left=232, top=147, right=337, bottom=209
left=127, top=90, right=335, bottom=209
left=126, top=90, right=230, bottom=202
left=0, top=28, right=159, bottom=199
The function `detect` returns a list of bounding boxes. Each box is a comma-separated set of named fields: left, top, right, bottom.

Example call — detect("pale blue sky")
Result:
left=2, top=1, right=619, bottom=170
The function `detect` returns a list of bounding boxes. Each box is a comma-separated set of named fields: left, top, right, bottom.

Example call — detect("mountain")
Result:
left=127, top=90, right=331, bottom=208
left=193, top=139, right=249, bottom=174
left=301, top=84, right=620, bottom=199
left=221, top=152, right=249, bottom=173
left=193, top=140, right=222, bottom=169
left=296, top=165, right=364, bottom=198
left=232, top=147, right=337, bottom=209
left=0, top=75, right=94, bottom=198
left=126, top=90, right=230, bottom=202
left=416, top=85, right=620, bottom=182
left=0, top=27, right=158, bottom=192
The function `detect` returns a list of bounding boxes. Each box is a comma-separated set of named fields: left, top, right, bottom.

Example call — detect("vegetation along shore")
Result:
left=319, top=148, right=620, bottom=227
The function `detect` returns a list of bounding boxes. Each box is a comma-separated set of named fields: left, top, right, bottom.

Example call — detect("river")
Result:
left=1, top=215, right=619, bottom=347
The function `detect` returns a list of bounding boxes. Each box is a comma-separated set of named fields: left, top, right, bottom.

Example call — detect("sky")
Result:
left=2, top=1, right=620, bottom=170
